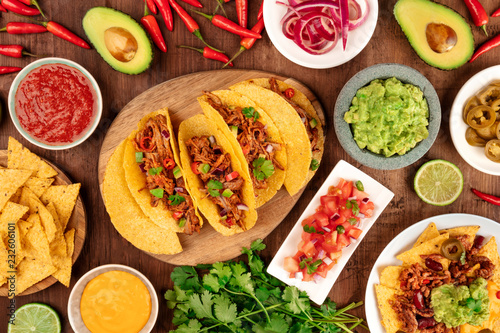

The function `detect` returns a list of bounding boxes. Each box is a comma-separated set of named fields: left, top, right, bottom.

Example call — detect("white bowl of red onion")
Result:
left=263, top=0, right=378, bottom=69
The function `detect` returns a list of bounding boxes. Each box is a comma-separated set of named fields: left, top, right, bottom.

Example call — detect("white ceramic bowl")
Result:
left=67, top=264, right=159, bottom=333
left=450, top=65, right=500, bottom=176
left=8, top=57, right=102, bottom=150
left=263, top=0, right=378, bottom=69
left=267, top=160, right=394, bottom=305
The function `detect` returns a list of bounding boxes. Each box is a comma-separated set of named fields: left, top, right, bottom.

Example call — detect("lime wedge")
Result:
left=414, top=159, right=464, bottom=206
left=8, top=303, right=61, bottom=333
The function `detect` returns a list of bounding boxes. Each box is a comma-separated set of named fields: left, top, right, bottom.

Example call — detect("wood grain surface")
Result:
left=0, top=151, right=86, bottom=297
left=97, top=70, right=325, bottom=266
left=0, top=0, right=499, bottom=332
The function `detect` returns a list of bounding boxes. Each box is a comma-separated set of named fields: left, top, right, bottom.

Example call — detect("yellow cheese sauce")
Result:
left=460, top=281, right=500, bottom=333
left=80, top=270, right=152, bottom=333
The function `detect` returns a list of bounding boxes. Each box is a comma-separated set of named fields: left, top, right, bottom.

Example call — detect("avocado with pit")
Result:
left=394, top=0, right=474, bottom=70
left=83, top=7, right=153, bottom=75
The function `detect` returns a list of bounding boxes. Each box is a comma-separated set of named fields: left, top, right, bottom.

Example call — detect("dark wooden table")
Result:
left=1, top=0, right=499, bottom=332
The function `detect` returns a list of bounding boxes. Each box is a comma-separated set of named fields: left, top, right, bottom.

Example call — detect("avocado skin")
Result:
left=83, top=7, right=153, bottom=75
left=394, top=0, right=474, bottom=71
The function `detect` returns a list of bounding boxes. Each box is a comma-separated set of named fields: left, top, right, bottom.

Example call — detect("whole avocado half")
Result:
left=394, top=0, right=474, bottom=70
left=82, top=7, right=153, bottom=75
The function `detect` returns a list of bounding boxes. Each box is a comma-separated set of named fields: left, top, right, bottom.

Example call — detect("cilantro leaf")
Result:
left=171, top=266, right=201, bottom=291
left=188, top=290, right=214, bottom=319
left=207, top=179, right=223, bottom=197
left=264, top=313, right=289, bottom=332
left=283, top=286, right=310, bottom=315
left=213, top=295, right=238, bottom=323
left=252, top=157, right=275, bottom=181
left=310, top=159, right=319, bottom=171
left=242, top=107, right=260, bottom=122
left=290, top=323, right=313, bottom=333
left=230, top=263, right=255, bottom=295
left=148, top=166, right=163, bottom=175
left=202, top=274, right=220, bottom=293
left=169, top=193, right=186, bottom=206
left=466, top=297, right=482, bottom=313
left=250, top=239, right=266, bottom=252
left=172, top=319, right=203, bottom=333
left=351, top=200, right=360, bottom=216
left=210, top=262, right=232, bottom=287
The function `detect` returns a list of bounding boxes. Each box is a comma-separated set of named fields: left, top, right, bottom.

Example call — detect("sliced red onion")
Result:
left=348, top=196, right=357, bottom=200
left=139, top=163, right=146, bottom=173
left=358, top=212, right=365, bottom=219
left=212, top=168, right=223, bottom=176
left=295, top=271, right=304, bottom=280
left=317, top=249, right=325, bottom=259
left=266, top=145, right=274, bottom=153
left=323, top=257, right=333, bottom=265
left=161, top=130, right=170, bottom=140
left=237, top=203, right=249, bottom=211
left=331, top=213, right=340, bottom=221
left=174, top=187, right=184, bottom=193
left=313, top=274, right=322, bottom=283
left=301, top=117, right=306, bottom=123
left=298, top=254, right=306, bottom=262
left=220, top=209, right=227, bottom=217
left=362, top=197, right=370, bottom=203
left=350, top=238, right=358, bottom=244
left=263, top=124, right=268, bottom=130
left=321, top=226, right=331, bottom=233
left=311, top=238, right=319, bottom=245
left=213, top=147, right=222, bottom=155
left=208, top=136, right=215, bottom=145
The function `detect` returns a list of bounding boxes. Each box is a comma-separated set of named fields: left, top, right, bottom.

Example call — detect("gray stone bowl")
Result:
left=334, top=63, right=441, bottom=170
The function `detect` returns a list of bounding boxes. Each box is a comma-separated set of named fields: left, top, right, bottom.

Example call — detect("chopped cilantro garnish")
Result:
left=310, top=159, right=319, bottom=171
left=207, top=179, right=223, bottom=197
left=168, top=193, right=186, bottom=206
left=148, top=166, right=163, bottom=176
left=150, top=188, right=164, bottom=198
left=253, top=157, right=275, bottom=181
left=466, top=298, right=482, bottom=313
left=351, top=200, right=360, bottom=216
left=303, top=225, right=324, bottom=234
left=346, top=200, right=352, bottom=209
left=299, top=258, right=323, bottom=274
left=356, top=180, right=364, bottom=191
left=242, top=107, right=260, bottom=122
left=135, top=152, right=144, bottom=163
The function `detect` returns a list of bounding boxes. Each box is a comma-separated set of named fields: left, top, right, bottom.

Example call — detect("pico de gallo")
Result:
left=283, top=178, right=375, bottom=282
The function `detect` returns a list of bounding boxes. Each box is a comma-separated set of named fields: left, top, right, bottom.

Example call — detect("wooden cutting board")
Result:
left=0, top=151, right=86, bottom=297
left=98, top=70, right=325, bottom=266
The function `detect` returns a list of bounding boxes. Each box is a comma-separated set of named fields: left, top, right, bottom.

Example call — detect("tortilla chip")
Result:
left=7, top=137, right=57, bottom=178
left=10, top=188, right=22, bottom=204
left=477, top=237, right=500, bottom=285
left=178, top=114, right=257, bottom=236
left=103, top=140, right=182, bottom=254
left=0, top=202, right=29, bottom=239
left=397, top=233, right=451, bottom=270
left=199, top=90, right=287, bottom=208
left=20, top=187, right=57, bottom=243
left=52, top=228, right=75, bottom=287
left=17, top=220, right=32, bottom=238
left=0, top=240, right=10, bottom=287
left=413, top=222, right=439, bottom=248
left=45, top=202, right=62, bottom=234
left=40, top=184, right=81, bottom=232
left=65, top=228, right=75, bottom=257
left=380, top=266, right=404, bottom=290
left=441, top=226, right=480, bottom=249
left=23, top=215, right=51, bottom=264
left=13, top=257, right=56, bottom=297
left=24, top=177, right=54, bottom=198
left=375, top=285, right=403, bottom=333
left=0, top=168, right=31, bottom=211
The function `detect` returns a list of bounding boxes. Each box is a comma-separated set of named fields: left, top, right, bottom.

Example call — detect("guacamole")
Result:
left=431, top=278, right=490, bottom=328
left=344, top=77, right=429, bottom=157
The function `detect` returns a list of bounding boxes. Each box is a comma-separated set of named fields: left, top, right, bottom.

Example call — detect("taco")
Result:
left=198, top=90, right=287, bottom=208
left=230, top=77, right=324, bottom=196
left=123, top=108, right=202, bottom=235
left=178, top=114, right=257, bottom=236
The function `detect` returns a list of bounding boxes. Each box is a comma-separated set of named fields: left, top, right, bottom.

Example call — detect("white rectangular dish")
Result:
left=267, top=159, right=394, bottom=305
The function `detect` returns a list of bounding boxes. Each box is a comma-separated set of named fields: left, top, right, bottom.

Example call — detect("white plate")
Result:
left=267, top=160, right=394, bottom=305
left=449, top=65, right=500, bottom=176
left=365, top=213, right=500, bottom=332
left=263, top=0, right=378, bottom=69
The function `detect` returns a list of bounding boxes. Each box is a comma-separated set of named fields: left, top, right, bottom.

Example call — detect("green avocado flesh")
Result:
left=83, top=7, right=153, bottom=75
left=394, top=0, right=474, bottom=70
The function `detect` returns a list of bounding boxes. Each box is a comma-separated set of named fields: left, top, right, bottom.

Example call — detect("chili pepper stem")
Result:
left=481, top=25, right=488, bottom=36
left=177, top=45, right=204, bottom=54
left=22, top=50, right=44, bottom=57
left=222, top=46, right=244, bottom=69
left=192, top=30, right=225, bottom=53
left=192, top=9, right=211, bottom=21
left=214, top=0, right=228, bottom=18
left=31, top=0, right=47, bottom=19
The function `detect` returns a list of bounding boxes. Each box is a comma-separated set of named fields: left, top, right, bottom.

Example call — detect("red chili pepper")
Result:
left=178, top=45, right=233, bottom=66
left=40, top=21, right=90, bottom=49
left=257, top=1, right=263, bottom=21
left=0, top=4, right=6, bottom=12
left=140, top=136, right=155, bottom=151
left=284, top=88, right=295, bottom=99
left=235, top=0, right=247, bottom=29
left=1, top=0, right=39, bottom=16
left=0, top=44, right=39, bottom=58
left=168, top=0, right=224, bottom=52
left=16, top=0, right=45, bottom=18
left=172, top=211, right=184, bottom=220
left=493, top=7, right=500, bottom=17
left=469, top=33, right=500, bottom=62
left=145, top=0, right=157, bottom=14
left=141, top=2, right=167, bottom=52
left=180, top=0, right=202, bottom=8
left=497, top=290, right=500, bottom=299
left=471, top=188, right=500, bottom=206
left=0, top=22, right=47, bottom=34
left=463, top=0, right=488, bottom=35
left=0, top=66, right=21, bottom=74
left=223, top=18, right=264, bottom=68
left=422, top=279, right=430, bottom=285
left=154, top=0, right=174, bottom=31
left=193, top=11, right=262, bottom=39
left=191, top=162, right=201, bottom=174
left=163, top=158, right=176, bottom=169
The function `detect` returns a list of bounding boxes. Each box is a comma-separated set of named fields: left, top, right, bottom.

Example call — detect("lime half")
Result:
left=7, top=303, right=61, bottom=333
left=414, top=159, right=464, bottom=206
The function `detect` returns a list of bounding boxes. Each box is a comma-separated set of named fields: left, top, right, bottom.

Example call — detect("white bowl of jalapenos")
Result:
left=450, top=65, right=500, bottom=176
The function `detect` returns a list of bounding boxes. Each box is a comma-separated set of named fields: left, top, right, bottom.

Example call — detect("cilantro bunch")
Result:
left=165, top=240, right=366, bottom=333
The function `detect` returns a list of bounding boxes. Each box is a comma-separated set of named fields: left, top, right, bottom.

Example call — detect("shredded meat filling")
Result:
left=203, top=91, right=284, bottom=190
left=185, top=135, right=247, bottom=230
left=133, top=114, right=200, bottom=235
